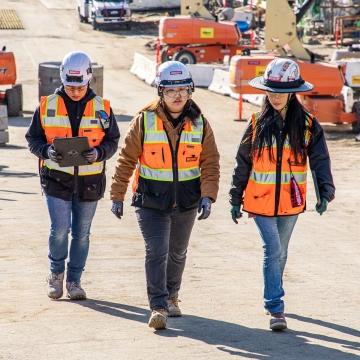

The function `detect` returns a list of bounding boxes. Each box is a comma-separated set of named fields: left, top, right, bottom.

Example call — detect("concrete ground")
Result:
left=0, top=1, right=359, bottom=359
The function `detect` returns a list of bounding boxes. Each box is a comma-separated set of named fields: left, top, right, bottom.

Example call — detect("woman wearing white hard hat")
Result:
left=110, top=61, right=220, bottom=330
left=26, top=51, right=120, bottom=301
left=229, top=58, right=335, bottom=331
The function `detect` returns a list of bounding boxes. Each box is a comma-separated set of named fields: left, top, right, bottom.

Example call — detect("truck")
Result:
left=77, top=0, right=132, bottom=30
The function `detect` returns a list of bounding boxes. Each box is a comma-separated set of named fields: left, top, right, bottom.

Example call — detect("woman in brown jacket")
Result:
left=110, top=61, right=220, bottom=330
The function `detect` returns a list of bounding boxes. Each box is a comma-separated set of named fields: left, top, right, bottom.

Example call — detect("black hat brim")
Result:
left=249, top=76, right=314, bottom=93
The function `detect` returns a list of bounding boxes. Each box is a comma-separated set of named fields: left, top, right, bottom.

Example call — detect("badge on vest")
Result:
left=96, top=110, right=110, bottom=129
left=186, top=155, right=198, bottom=162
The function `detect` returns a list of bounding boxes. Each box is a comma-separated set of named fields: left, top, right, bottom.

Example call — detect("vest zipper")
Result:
left=164, top=126, right=181, bottom=208
left=274, top=130, right=284, bottom=216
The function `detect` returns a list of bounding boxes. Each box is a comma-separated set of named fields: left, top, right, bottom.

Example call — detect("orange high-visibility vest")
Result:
left=39, top=94, right=110, bottom=176
left=243, top=112, right=313, bottom=216
left=132, top=111, right=203, bottom=191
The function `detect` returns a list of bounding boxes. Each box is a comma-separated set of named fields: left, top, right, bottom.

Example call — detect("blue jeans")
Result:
left=46, top=195, right=97, bottom=282
left=254, top=215, right=298, bottom=314
left=135, top=207, right=197, bottom=310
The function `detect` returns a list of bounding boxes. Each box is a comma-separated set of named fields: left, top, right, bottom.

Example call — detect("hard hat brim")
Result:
left=249, top=76, right=314, bottom=93
left=62, top=79, right=90, bottom=87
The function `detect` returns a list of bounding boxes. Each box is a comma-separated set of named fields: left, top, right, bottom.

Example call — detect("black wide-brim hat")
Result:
left=249, top=76, right=314, bottom=93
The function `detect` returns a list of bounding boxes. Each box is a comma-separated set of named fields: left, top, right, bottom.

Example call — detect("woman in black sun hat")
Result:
left=229, top=57, right=335, bottom=331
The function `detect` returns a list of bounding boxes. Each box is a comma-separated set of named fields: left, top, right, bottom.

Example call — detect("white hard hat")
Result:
left=249, top=57, right=313, bottom=93
left=155, top=61, right=194, bottom=89
left=60, top=51, right=92, bottom=87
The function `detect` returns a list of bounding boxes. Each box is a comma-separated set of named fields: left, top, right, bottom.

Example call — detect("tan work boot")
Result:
left=148, top=309, right=168, bottom=330
left=270, top=313, right=287, bottom=331
left=66, top=281, right=87, bottom=300
left=168, top=297, right=182, bottom=317
left=47, top=272, right=64, bottom=299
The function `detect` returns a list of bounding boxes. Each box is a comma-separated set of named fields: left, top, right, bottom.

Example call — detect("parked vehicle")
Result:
left=77, top=0, right=132, bottom=30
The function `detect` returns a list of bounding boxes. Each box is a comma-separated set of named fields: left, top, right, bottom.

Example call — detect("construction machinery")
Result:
left=0, top=48, right=22, bottom=117
left=159, top=0, right=256, bottom=64
left=229, top=0, right=360, bottom=130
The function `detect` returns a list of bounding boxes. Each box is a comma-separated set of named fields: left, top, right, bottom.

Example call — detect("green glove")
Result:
left=315, top=198, right=328, bottom=216
left=231, top=205, right=242, bottom=224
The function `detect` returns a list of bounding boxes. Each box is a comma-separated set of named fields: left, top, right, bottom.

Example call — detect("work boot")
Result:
left=269, top=313, right=287, bottom=331
left=148, top=309, right=168, bottom=330
left=66, top=281, right=87, bottom=300
left=47, top=272, right=64, bottom=299
left=168, top=297, right=182, bottom=317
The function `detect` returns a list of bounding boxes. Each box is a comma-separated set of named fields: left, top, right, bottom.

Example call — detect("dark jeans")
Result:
left=135, top=207, right=197, bottom=310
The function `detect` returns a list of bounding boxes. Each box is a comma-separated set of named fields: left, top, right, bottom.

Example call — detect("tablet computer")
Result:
left=53, top=137, right=90, bottom=167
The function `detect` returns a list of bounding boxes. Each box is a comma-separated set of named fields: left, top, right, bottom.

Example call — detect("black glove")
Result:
left=231, top=205, right=243, bottom=224
left=82, top=148, right=98, bottom=163
left=315, top=198, right=328, bottom=216
left=197, top=197, right=212, bottom=220
left=111, top=200, right=124, bottom=219
left=47, top=145, right=63, bottom=163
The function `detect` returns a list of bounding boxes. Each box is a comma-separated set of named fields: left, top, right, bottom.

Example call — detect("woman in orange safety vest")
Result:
left=229, top=58, right=335, bottom=331
left=110, top=61, right=220, bottom=330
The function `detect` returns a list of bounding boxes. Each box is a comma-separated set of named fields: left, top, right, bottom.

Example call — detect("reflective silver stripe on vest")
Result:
left=250, top=170, right=307, bottom=184
left=140, top=112, right=203, bottom=182
left=44, top=159, right=105, bottom=175
left=42, top=94, right=106, bottom=175
left=143, top=112, right=168, bottom=143
left=139, top=165, right=173, bottom=181
left=178, top=167, right=201, bottom=181
left=81, top=96, right=110, bottom=130
left=42, top=94, right=70, bottom=128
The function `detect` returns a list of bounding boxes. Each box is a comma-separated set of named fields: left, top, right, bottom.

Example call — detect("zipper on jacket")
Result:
left=274, top=129, right=284, bottom=216
left=164, top=126, right=182, bottom=208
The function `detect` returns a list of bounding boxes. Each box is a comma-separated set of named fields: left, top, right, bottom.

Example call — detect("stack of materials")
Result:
left=0, top=105, right=9, bottom=145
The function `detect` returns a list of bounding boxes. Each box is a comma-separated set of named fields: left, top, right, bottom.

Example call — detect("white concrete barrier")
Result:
left=187, top=64, right=227, bottom=88
left=208, top=69, right=232, bottom=96
left=130, top=52, right=157, bottom=86
left=243, top=94, right=265, bottom=107
left=0, top=105, right=9, bottom=145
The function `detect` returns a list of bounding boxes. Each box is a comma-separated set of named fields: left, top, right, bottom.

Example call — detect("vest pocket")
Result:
left=182, top=145, right=201, bottom=165
left=177, top=178, right=201, bottom=209
left=79, top=174, right=106, bottom=201
left=133, top=178, right=171, bottom=211
left=143, top=145, right=165, bottom=169
left=40, top=167, right=74, bottom=200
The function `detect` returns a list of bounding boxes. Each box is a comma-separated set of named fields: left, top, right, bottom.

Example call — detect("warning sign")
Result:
left=255, top=66, right=266, bottom=77
left=200, top=27, right=214, bottom=38
left=352, top=76, right=360, bottom=85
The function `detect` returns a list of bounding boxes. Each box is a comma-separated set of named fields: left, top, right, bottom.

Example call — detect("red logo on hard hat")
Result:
left=69, top=70, right=81, bottom=74
left=170, top=71, right=182, bottom=75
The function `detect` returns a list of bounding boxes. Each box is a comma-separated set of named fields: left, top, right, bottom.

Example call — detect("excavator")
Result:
left=159, top=0, right=256, bottom=64
left=228, top=0, right=360, bottom=130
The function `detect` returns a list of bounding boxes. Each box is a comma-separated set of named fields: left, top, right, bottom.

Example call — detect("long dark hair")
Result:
left=251, top=95, right=308, bottom=163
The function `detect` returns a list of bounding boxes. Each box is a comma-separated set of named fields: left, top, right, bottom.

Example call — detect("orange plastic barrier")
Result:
left=0, top=52, right=16, bottom=85
left=229, top=55, right=344, bottom=96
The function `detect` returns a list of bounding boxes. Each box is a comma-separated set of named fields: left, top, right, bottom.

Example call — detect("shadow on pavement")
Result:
left=0, top=144, right=28, bottom=149
left=74, top=299, right=359, bottom=359
left=115, top=114, right=133, bottom=122
left=0, top=165, right=37, bottom=178
left=8, top=117, right=32, bottom=127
